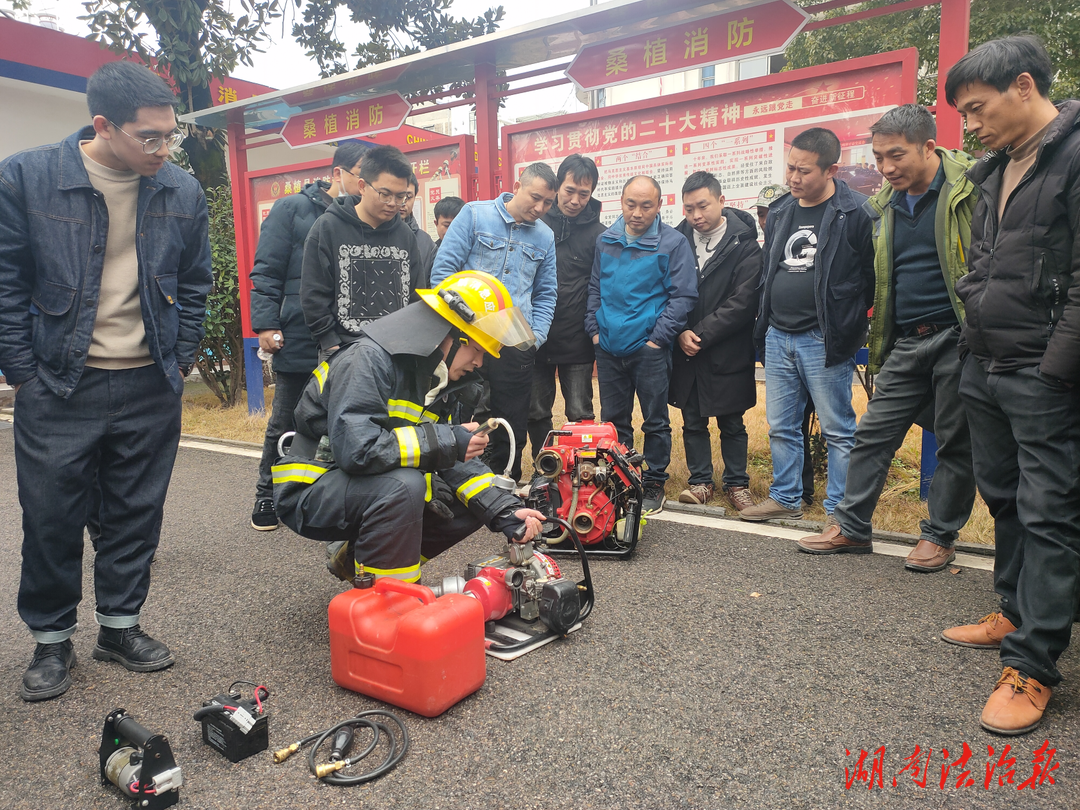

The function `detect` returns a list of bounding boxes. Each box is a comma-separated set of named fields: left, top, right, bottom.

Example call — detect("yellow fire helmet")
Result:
left=417, top=271, right=536, bottom=359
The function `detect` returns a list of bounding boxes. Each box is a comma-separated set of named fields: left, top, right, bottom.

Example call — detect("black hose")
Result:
left=303, top=710, right=409, bottom=786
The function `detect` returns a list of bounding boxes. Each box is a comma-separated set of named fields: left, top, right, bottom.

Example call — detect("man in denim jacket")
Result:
left=430, top=163, right=558, bottom=481
left=0, top=62, right=212, bottom=701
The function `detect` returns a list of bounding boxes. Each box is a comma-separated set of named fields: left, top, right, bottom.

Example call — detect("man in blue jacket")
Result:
left=742, top=128, right=875, bottom=522
left=430, top=163, right=558, bottom=482
left=0, top=62, right=212, bottom=701
left=249, top=142, right=366, bottom=531
left=584, top=175, right=697, bottom=514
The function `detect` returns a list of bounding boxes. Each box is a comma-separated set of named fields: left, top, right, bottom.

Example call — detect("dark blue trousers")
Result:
left=14, top=366, right=181, bottom=642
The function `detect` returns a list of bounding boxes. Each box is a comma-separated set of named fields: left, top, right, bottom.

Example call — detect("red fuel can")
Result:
left=328, top=578, right=486, bottom=717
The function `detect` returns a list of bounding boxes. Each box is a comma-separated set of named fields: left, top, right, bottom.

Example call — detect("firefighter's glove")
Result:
left=425, top=473, right=456, bottom=522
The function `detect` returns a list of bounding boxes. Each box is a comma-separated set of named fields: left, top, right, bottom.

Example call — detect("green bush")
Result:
left=195, top=186, right=244, bottom=406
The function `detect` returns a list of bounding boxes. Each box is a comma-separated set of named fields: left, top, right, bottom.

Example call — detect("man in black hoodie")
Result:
left=527, top=154, right=606, bottom=457
left=939, top=36, right=1080, bottom=737
left=669, top=171, right=762, bottom=512
left=301, top=145, right=420, bottom=361
left=249, top=142, right=366, bottom=531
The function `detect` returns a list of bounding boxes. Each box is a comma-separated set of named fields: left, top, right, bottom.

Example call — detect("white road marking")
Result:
left=651, top=510, right=993, bottom=571
left=178, top=439, right=261, bottom=459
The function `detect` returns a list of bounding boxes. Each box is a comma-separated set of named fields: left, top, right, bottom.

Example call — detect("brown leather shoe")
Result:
left=981, top=667, right=1051, bottom=736
left=796, top=523, right=872, bottom=555
left=941, top=612, right=1017, bottom=649
left=904, top=539, right=957, bottom=572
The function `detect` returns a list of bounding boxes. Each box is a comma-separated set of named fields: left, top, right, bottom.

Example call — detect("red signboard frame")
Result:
left=566, top=0, right=809, bottom=92
left=504, top=49, right=917, bottom=227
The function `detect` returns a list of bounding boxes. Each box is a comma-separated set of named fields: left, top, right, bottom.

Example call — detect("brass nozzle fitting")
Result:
left=316, top=760, right=348, bottom=778
left=273, top=743, right=300, bottom=764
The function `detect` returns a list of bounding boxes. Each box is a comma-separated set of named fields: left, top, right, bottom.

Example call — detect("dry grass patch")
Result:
left=186, top=374, right=994, bottom=545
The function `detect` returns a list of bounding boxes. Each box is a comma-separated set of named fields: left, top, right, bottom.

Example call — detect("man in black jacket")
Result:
left=742, top=128, right=875, bottom=523
left=670, top=171, right=762, bottom=512
left=939, top=36, right=1080, bottom=737
left=300, top=145, right=420, bottom=361
left=400, top=172, right=436, bottom=272
left=249, top=142, right=366, bottom=530
left=527, top=154, right=606, bottom=457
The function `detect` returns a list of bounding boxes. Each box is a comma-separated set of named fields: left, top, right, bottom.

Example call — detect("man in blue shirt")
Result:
left=584, top=175, right=698, bottom=514
left=430, top=163, right=558, bottom=481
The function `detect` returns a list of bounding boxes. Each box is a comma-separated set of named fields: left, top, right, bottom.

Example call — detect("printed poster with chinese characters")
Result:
left=404, top=137, right=474, bottom=241
left=506, top=51, right=916, bottom=228
left=250, top=165, right=335, bottom=236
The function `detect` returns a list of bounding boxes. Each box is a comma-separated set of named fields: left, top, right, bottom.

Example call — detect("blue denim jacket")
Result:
left=0, top=127, right=212, bottom=396
left=429, top=192, right=557, bottom=345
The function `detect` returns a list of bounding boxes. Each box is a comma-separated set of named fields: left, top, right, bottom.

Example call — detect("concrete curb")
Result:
left=663, top=500, right=996, bottom=557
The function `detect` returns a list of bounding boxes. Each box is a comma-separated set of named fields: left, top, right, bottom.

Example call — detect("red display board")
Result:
left=505, top=50, right=917, bottom=228
left=402, top=135, right=476, bottom=241
left=280, top=92, right=411, bottom=148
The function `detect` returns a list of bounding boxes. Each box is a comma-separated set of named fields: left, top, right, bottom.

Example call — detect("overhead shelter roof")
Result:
left=181, top=0, right=763, bottom=131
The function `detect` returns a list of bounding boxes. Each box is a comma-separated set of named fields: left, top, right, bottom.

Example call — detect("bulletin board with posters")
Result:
left=248, top=158, right=337, bottom=240
left=503, top=49, right=918, bottom=227
left=402, top=135, right=476, bottom=241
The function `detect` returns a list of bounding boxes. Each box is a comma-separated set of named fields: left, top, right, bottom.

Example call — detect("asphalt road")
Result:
left=0, top=425, right=1075, bottom=809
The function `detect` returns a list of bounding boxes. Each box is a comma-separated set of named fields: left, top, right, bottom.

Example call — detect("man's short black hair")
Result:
left=869, top=104, right=937, bottom=145
left=406, top=173, right=419, bottom=194
left=945, top=35, right=1054, bottom=107
left=518, top=162, right=558, bottom=191
left=86, top=62, right=177, bottom=126
left=682, top=171, right=722, bottom=198
left=622, top=174, right=662, bottom=199
left=358, top=145, right=413, bottom=184
left=790, top=127, right=841, bottom=171
left=331, top=142, right=367, bottom=173
left=556, top=154, right=599, bottom=192
left=433, top=196, right=465, bottom=221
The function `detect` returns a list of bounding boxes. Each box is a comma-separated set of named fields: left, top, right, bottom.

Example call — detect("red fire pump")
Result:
left=526, top=420, right=645, bottom=559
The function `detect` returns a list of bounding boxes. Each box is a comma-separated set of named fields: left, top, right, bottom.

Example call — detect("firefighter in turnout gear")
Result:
left=273, top=271, right=545, bottom=583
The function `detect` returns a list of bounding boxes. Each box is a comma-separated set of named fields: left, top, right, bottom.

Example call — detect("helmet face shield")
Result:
left=473, top=306, right=535, bottom=351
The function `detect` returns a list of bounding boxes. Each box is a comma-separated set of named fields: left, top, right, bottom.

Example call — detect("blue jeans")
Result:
left=14, top=366, right=182, bottom=641
left=595, top=343, right=672, bottom=485
left=527, top=362, right=596, bottom=455
left=959, top=356, right=1080, bottom=687
left=764, top=327, right=856, bottom=513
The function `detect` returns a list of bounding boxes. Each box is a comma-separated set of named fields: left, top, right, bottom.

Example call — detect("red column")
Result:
left=935, top=0, right=971, bottom=149
left=474, top=62, right=499, bottom=200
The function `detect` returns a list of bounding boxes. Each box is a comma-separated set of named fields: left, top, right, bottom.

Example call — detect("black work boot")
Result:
left=93, top=625, right=174, bottom=672
left=21, top=640, right=76, bottom=702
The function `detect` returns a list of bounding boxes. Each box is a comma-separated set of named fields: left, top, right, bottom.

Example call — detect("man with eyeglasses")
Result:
left=0, top=61, right=212, bottom=701
left=400, top=173, right=436, bottom=272
left=301, top=144, right=422, bottom=362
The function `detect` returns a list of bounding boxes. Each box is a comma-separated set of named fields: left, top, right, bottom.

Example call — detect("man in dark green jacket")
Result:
left=798, top=105, right=978, bottom=570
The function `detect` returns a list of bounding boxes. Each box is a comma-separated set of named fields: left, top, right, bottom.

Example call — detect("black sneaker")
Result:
left=251, top=498, right=279, bottom=531
left=93, top=625, right=174, bottom=672
left=642, top=483, right=666, bottom=515
left=21, top=640, right=76, bottom=702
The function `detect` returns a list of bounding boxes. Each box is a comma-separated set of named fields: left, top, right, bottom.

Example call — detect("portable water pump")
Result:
left=431, top=517, right=595, bottom=658
left=526, top=420, right=645, bottom=558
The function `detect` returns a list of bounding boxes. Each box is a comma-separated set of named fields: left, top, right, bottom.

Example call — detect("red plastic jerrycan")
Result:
left=328, top=578, right=486, bottom=717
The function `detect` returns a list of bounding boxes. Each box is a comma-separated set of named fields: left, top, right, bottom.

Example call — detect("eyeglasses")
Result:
left=369, top=187, right=413, bottom=205
left=109, top=121, right=185, bottom=154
